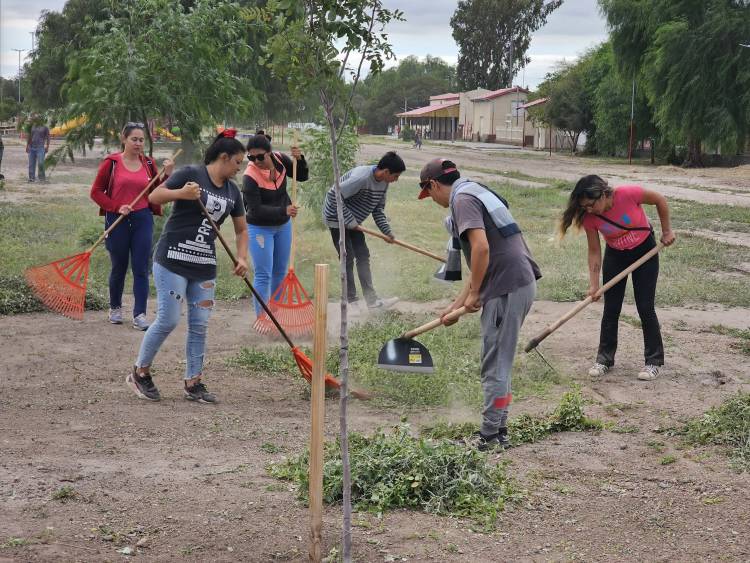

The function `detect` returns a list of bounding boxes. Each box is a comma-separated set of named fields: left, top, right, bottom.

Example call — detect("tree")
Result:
left=261, top=1, right=401, bottom=560
left=60, top=0, right=259, bottom=158
left=450, top=0, right=562, bottom=91
left=356, top=55, right=456, bottom=134
left=600, top=0, right=750, bottom=166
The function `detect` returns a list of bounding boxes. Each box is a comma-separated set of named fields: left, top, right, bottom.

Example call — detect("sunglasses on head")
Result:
left=419, top=179, right=433, bottom=189
left=125, top=121, right=145, bottom=129
left=247, top=153, right=267, bottom=162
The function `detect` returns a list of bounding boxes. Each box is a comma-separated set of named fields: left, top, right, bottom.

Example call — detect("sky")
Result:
left=1, top=0, right=608, bottom=89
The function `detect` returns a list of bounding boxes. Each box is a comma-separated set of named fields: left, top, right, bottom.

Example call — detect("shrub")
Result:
left=0, top=275, right=108, bottom=315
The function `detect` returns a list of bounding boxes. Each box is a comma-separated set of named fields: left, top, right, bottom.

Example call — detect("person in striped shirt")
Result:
left=323, top=151, right=406, bottom=308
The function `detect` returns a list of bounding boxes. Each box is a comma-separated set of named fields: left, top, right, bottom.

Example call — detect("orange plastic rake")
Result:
left=254, top=141, right=315, bottom=336
left=24, top=150, right=180, bottom=320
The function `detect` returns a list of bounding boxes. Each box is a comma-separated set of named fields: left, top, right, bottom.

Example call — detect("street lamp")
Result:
left=11, top=48, right=26, bottom=104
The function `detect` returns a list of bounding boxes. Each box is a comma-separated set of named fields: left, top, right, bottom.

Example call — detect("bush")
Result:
left=400, top=126, right=415, bottom=142
left=0, top=275, right=108, bottom=315
left=299, top=124, right=359, bottom=227
left=269, top=423, right=519, bottom=527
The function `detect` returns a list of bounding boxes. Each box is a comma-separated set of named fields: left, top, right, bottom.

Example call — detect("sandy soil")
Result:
left=2, top=138, right=749, bottom=562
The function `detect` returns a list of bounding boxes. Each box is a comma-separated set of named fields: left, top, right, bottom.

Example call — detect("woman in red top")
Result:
left=559, top=175, right=675, bottom=381
left=90, top=122, right=174, bottom=329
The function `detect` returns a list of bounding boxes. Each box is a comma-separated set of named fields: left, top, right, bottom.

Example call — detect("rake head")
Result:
left=291, top=347, right=372, bottom=400
left=253, top=270, right=315, bottom=336
left=24, top=251, right=92, bottom=320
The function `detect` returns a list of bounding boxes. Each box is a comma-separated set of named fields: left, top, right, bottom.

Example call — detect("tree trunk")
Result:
left=683, top=137, right=704, bottom=168
left=324, top=99, right=352, bottom=563
left=141, top=110, right=153, bottom=158
left=180, top=134, right=198, bottom=165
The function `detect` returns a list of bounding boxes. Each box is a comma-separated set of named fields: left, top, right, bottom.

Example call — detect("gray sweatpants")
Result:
left=479, top=281, right=536, bottom=436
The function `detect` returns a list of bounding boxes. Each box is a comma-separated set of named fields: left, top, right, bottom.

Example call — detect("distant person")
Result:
left=26, top=114, right=50, bottom=183
left=418, top=158, right=541, bottom=451
left=414, top=131, right=422, bottom=149
left=0, top=135, right=4, bottom=180
left=129, top=130, right=249, bottom=403
left=242, top=133, right=309, bottom=316
left=322, top=151, right=405, bottom=309
left=90, top=122, right=174, bottom=329
left=559, top=175, right=675, bottom=381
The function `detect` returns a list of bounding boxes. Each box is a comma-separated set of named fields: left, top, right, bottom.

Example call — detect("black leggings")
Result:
left=329, top=228, right=378, bottom=305
left=597, top=233, right=664, bottom=367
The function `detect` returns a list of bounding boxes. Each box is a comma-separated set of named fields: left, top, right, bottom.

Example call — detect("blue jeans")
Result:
left=28, top=147, right=46, bottom=180
left=248, top=221, right=292, bottom=315
left=105, top=209, right=153, bottom=317
left=136, top=262, right=216, bottom=380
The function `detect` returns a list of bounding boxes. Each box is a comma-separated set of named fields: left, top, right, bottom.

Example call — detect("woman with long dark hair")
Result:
left=128, top=130, right=249, bottom=403
left=559, top=175, right=675, bottom=381
left=242, top=134, right=308, bottom=316
left=90, top=122, right=174, bottom=330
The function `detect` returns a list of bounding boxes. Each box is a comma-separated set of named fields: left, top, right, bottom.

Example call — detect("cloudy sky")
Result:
left=1, top=0, right=608, bottom=89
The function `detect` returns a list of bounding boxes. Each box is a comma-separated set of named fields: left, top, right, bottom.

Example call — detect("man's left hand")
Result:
left=385, top=234, right=395, bottom=244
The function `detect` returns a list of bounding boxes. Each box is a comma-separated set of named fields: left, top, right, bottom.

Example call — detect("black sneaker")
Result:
left=184, top=381, right=216, bottom=403
left=126, top=367, right=161, bottom=401
left=468, top=430, right=509, bottom=452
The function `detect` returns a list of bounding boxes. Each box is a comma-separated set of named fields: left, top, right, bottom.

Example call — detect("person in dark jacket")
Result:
left=242, top=134, right=308, bottom=316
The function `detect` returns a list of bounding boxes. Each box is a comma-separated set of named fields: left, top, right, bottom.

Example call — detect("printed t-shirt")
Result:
left=453, top=193, right=541, bottom=302
left=582, top=185, right=650, bottom=250
left=29, top=126, right=50, bottom=148
left=153, top=165, right=244, bottom=281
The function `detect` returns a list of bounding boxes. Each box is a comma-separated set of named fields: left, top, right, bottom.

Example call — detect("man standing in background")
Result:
left=26, top=114, right=50, bottom=183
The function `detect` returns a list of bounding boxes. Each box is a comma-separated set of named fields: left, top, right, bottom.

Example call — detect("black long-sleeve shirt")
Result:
left=242, top=152, right=309, bottom=226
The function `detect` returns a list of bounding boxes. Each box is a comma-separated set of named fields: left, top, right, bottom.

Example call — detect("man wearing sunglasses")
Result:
left=418, top=158, right=541, bottom=451
left=323, top=151, right=405, bottom=309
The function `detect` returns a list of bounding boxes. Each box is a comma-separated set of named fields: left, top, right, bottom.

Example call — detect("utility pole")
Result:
left=30, top=32, right=35, bottom=51
left=11, top=49, right=26, bottom=104
left=627, top=76, right=635, bottom=164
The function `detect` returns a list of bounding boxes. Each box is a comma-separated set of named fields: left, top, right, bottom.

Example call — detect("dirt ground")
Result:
left=2, top=139, right=750, bottom=562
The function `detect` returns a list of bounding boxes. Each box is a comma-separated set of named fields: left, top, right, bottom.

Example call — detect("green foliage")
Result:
left=355, top=55, right=456, bottom=134
left=422, top=389, right=604, bottom=447
left=600, top=0, right=750, bottom=164
left=299, top=124, right=359, bottom=225
left=451, top=0, right=562, bottom=90
left=680, top=392, right=750, bottom=471
left=51, top=485, right=77, bottom=501
left=0, top=275, right=107, bottom=316
left=60, top=0, right=259, bottom=155
left=268, top=423, right=520, bottom=526
left=229, top=347, right=298, bottom=375
left=400, top=126, right=416, bottom=142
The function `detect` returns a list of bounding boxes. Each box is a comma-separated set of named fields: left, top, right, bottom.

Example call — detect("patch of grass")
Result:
left=421, top=389, right=603, bottom=447
left=679, top=392, right=750, bottom=471
left=707, top=325, right=750, bottom=356
left=702, top=496, right=724, bottom=505
left=268, top=423, right=520, bottom=528
left=339, top=311, right=567, bottom=407
left=620, top=315, right=642, bottom=329
left=660, top=455, right=677, bottom=465
left=1, top=537, right=27, bottom=548
left=261, top=442, right=282, bottom=454
left=610, top=423, right=640, bottom=434
left=647, top=440, right=666, bottom=453
left=668, top=198, right=750, bottom=234
left=51, top=485, right=76, bottom=501
left=228, top=347, right=298, bottom=375
left=0, top=274, right=107, bottom=315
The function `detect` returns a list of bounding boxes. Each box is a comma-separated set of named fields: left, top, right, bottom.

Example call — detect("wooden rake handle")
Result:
left=289, top=130, right=299, bottom=270
left=524, top=242, right=664, bottom=353
left=358, top=226, right=446, bottom=263
left=402, top=306, right=468, bottom=339
left=87, top=149, right=182, bottom=253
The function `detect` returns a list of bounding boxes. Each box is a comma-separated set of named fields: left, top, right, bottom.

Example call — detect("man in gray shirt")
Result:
left=26, top=114, right=50, bottom=183
left=323, top=151, right=405, bottom=308
left=418, top=158, right=541, bottom=451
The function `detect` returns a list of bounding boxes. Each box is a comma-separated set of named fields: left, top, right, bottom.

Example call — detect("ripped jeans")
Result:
left=136, top=262, right=215, bottom=380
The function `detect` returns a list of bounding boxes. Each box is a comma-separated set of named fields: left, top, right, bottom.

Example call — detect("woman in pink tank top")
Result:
left=559, top=175, right=675, bottom=382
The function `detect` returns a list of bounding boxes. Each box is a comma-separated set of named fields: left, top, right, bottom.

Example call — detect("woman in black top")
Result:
left=242, top=134, right=308, bottom=316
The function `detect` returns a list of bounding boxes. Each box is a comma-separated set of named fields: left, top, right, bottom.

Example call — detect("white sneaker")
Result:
left=637, top=365, right=660, bottom=381
left=588, top=363, right=609, bottom=377
left=109, top=307, right=123, bottom=324
left=132, top=313, right=150, bottom=331
left=368, top=297, right=399, bottom=310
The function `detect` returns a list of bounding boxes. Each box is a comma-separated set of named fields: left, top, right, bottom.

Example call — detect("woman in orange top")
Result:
left=242, top=134, right=308, bottom=316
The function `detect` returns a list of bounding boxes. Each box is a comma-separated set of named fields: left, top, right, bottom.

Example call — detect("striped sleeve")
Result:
left=371, top=195, right=392, bottom=236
